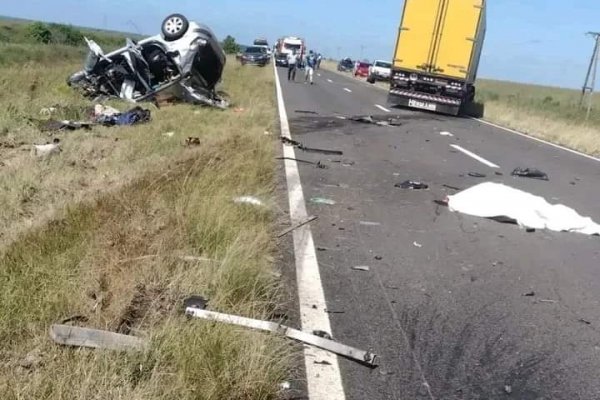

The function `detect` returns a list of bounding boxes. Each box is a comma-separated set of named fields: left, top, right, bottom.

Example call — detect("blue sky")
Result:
left=2, top=0, right=600, bottom=88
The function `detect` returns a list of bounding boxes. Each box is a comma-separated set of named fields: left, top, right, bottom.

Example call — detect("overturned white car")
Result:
left=68, top=14, right=229, bottom=109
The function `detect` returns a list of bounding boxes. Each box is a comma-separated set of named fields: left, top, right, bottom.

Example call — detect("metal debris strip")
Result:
left=511, top=167, right=549, bottom=181
left=395, top=180, right=429, bottom=190
left=294, top=110, right=319, bottom=115
left=49, top=325, right=147, bottom=351
left=348, top=115, right=403, bottom=127
left=352, top=266, right=370, bottom=271
left=277, top=215, right=318, bottom=238
left=468, top=172, right=487, bottom=178
left=280, top=136, right=344, bottom=156
left=185, top=308, right=377, bottom=366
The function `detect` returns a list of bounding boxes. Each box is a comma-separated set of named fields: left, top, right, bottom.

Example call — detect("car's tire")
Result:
left=367, top=75, right=375, bottom=84
left=161, top=14, right=189, bottom=41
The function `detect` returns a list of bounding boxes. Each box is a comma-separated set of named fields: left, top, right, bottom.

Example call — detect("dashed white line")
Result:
left=450, top=144, right=500, bottom=169
left=473, top=118, right=600, bottom=163
left=327, top=79, right=333, bottom=83
left=343, top=88, right=352, bottom=93
left=273, top=61, right=347, bottom=400
left=375, top=104, right=391, bottom=113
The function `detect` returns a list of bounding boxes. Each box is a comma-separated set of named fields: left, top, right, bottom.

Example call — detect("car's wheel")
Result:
left=161, top=14, right=189, bottom=41
left=367, top=75, right=375, bottom=84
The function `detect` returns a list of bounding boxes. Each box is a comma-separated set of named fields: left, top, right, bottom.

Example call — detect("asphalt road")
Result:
left=279, top=66, right=600, bottom=400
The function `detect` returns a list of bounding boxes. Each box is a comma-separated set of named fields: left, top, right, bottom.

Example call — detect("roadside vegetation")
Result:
left=0, top=19, right=292, bottom=400
left=323, top=60, right=600, bottom=156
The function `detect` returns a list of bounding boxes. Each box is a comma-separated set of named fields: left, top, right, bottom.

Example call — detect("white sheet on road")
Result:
left=448, top=182, right=600, bottom=235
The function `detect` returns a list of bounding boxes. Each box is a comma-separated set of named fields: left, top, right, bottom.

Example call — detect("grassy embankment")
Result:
left=323, top=60, right=600, bottom=156
left=0, top=20, right=293, bottom=400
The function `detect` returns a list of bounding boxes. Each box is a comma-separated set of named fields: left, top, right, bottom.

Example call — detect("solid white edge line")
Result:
left=375, top=104, right=391, bottom=113
left=472, top=118, right=600, bottom=163
left=450, top=144, right=500, bottom=169
left=273, top=62, right=347, bottom=400
left=343, top=88, right=352, bottom=93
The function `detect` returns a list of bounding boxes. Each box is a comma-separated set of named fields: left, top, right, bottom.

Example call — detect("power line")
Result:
left=580, top=31, right=600, bottom=120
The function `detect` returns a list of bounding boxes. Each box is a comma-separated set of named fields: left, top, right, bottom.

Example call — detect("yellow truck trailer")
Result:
left=388, top=0, right=486, bottom=115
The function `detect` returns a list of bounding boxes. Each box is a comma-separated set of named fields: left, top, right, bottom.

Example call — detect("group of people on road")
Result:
left=287, top=50, right=322, bottom=85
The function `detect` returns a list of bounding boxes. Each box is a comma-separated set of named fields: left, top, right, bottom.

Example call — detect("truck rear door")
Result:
left=393, top=0, right=443, bottom=73
left=432, top=0, right=484, bottom=79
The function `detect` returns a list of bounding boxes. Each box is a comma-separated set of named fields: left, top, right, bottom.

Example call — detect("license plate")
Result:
left=408, top=99, right=437, bottom=111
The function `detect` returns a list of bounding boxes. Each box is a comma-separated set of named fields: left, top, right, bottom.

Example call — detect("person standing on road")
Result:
left=316, top=53, right=323, bottom=70
left=287, top=50, right=298, bottom=81
left=304, top=51, right=317, bottom=84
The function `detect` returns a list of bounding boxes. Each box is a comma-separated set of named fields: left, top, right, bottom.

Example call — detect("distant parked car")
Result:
left=367, top=60, right=392, bottom=83
left=240, top=46, right=269, bottom=66
left=354, top=61, right=371, bottom=78
left=275, top=53, right=289, bottom=67
left=337, top=58, right=354, bottom=72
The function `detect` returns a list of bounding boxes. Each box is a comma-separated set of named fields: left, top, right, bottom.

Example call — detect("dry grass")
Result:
left=0, top=51, right=295, bottom=399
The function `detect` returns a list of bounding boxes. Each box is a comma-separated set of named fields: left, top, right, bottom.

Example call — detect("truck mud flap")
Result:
left=387, top=92, right=460, bottom=116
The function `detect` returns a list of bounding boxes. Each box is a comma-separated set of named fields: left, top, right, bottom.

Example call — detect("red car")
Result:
left=354, top=62, right=371, bottom=78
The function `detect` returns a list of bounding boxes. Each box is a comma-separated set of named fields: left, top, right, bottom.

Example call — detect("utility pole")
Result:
left=580, top=32, right=600, bottom=120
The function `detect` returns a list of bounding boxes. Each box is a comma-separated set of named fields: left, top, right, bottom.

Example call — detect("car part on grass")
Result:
left=280, top=136, right=344, bottom=156
left=185, top=137, right=201, bottom=146
left=67, top=14, right=228, bottom=109
left=447, top=182, right=600, bottom=235
left=40, top=120, right=94, bottom=132
left=49, top=324, right=147, bottom=351
left=277, top=215, right=318, bottom=238
left=183, top=295, right=208, bottom=311
left=97, top=106, right=152, bottom=126
left=395, top=180, right=429, bottom=190
left=351, top=266, right=370, bottom=272
left=511, top=167, right=549, bottom=181
left=310, top=197, right=336, bottom=206
left=233, top=196, right=265, bottom=207
left=468, top=172, right=487, bottom=178
left=32, top=139, right=62, bottom=158
left=185, top=308, right=377, bottom=366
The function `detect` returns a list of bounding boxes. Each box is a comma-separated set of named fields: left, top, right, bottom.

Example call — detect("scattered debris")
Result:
left=349, top=115, right=402, bottom=127
left=163, top=131, right=175, bottom=138
left=351, top=266, right=370, bottom=272
left=374, top=255, right=383, bottom=261
left=313, top=330, right=333, bottom=340
left=278, top=215, right=318, bottom=238
left=539, top=299, right=558, bottom=304
left=94, top=104, right=121, bottom=119
left=19, top=349, right=43, bottom=369
left=442, top=184, right=462, bottom=191
left=495, top=171, right=504, bottom=176
left=264, top=130, right=271, bottom=135
left=234, top=107, right=246, bottom=113
left=325, top=309, right=346, bottom=314
left=341, top=160, right=355, bottom=167
left=504, top=385, right=513, bottom=394
left=310, top=197, right=336, bottom=206
left=40, top=107, right=58, bottom=116
left=279, top=381, right=291, bottom=391
left=468, top=172, right=487, bottom=178
left=523, top=291, right=536, bottom=297
left=185, top=137, right=201, bottom=146
left=579, top=318, right=592, bottom=325
left=314, top=360, right=332, bottom=365
left=511, top=167, right=549, bottom=181
left=184, top=308, right=377, bottom=366
left=447, top=182, right=600, bottom=235
left=60, top=315, right=89, bottom=325
left=32, top=139, right=61, bottom=158
left=49, top=324, right=147, bottom=351
left=183, top=295, right=208, bottom=311
left=233, top=196, right=265, bottom=207
left=413, top=241, right=423, bottom=248
left=359, top=221, right=381, bottom=226
left=276, top=156, right=318, bottom=165
left=440, top=131, right=454, bottom=137
left=317, top=247, right=328, bottom=252
left=280, top=136, right=344, bottom=156
left=335, top=116, right=347, bottom=120
left=40, top=119, right=93, bottom=132
left=295, top=110, right=319, bottom=114
left=396, top=180, right=429, bottom=190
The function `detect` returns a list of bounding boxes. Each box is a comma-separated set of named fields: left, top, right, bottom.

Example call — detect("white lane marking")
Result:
left=440, top=131, right=454, bottom=137
left=450, top=144, right=500, bottom=169
left=473, top=118, right=600, bottom=163
left=327, top=79, right=333, bottom=83
left=273, top=63, right=347, bottom=400
left=343, top=88, right=352, bottom=93
left=375, top=104, right=391, bottom=113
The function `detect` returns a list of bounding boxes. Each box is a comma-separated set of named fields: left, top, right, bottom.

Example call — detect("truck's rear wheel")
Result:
left=461, top=101, right=485, bottom=118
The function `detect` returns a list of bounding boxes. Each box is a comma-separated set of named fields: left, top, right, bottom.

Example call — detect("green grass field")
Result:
left=0, top=20, right=292, bottom=400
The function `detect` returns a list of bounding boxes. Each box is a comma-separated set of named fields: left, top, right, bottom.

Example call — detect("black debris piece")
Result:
left=295, top=110, right=319, bottom=115
left=468, top=172, right=487, bottom=178
left=511, top=167, right=549, bottom=181
left=280, top=136, right=344, bottom=156
left=442, top=184, right=462, bottom=191
left=495, top=171, right=504, bottom=176
left=276, top=156, right=317, bottom=165
left=579, top=318, right=592, bottom=325
left=325, top=309, right=345, bottom=314
left=374, top=256, right=383, bottom=261
left=316, top=161, right=329, bottom=169
left=313, top=330, right=333, bottom=340
left=523, top=291, right=536, bottom=297
left=314, top=360, right=332, bottom=365
left=348, top=115, right=403, bottom=127
left=395, top=180, right=429, bottom=190
left=183, top=295, right=208, bottom=311
left=434, top=199, right=449, bottom=207
left=317, top=247, right=328, bottom=252
left=40, top=120, right=93, bottom=132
